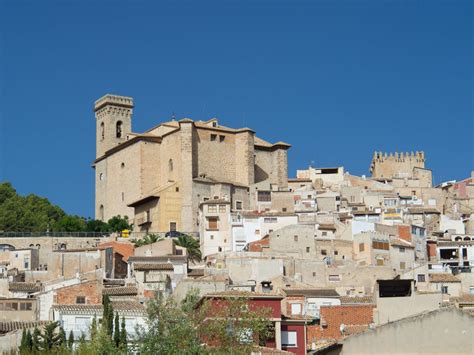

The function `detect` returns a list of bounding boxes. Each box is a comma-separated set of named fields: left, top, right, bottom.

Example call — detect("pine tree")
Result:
left=68, top=330, right=74, bottom=350
left=114, top=312, right=120, bottom=347
left=119, top=316, right=127, bottom=351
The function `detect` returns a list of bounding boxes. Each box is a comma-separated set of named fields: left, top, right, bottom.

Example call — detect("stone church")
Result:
left=93, top=94, right=291, bottom=234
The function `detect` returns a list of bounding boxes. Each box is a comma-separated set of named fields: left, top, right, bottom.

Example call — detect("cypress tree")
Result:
left=32, top=327, right=41, bottom=352
left=119, top=316, right=127, bottom=351
left=25, top=329, right=33, bottom=352
left=102, top=295, right=114, bottom=336
left=114, top=312, right=120, bottom=347
left=91, top=316, right=98, bottom=340
left=19, top=328, right=27, bottom=353
left=58, top=326, right=67, bottom=348
left=68, top=330, right=74, bottom=350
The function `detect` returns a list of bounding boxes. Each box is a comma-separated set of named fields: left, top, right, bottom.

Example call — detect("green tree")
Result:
left=107, top=215, right=131, bottom=232
left=114, top=312, right=120, bottom=347
left=19, top=328, right=27, bottom=353
left=102, top=295, right=114, bottom=336
left=131, top=233, right=162, bottom=247
left=90, top=316, right=98, bottom=341
left=86, top=218, right=111, bottom=233
left=119, top=316, right=127, bottom=351
left=32, top=327, right=41, bottom=352
left=67, top=330, right=74, bottom=350
left=52, top=215, right=87, bottom=232
left=25, top=329, right=33, bottom=352
left=174, top=234, right=202, bottom=263
left=58, top=326, right=67, bottom=348
left=40, top=321, right=62, bottom=351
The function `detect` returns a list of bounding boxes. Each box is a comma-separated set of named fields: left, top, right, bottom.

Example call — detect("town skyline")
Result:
left=1, top=1, right=472, bottom=217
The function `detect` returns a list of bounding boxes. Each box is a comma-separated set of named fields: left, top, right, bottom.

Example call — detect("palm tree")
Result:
left=132, top=234, right=163, bottom=247
left=174, top=235, right=202, bottom=263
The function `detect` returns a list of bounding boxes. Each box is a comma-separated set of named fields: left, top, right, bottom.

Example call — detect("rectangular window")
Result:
left=76, top=296, right=86, bottom=304
left=169, top=222, right=177, bottom=232
left=359, top=243, right=365, bottom=252
left=417, top=274, right=426, bottom=282
left=208, top=217, right=218, bottom=230
left=208, top=205, right=217, bottom=213
left=376, top=258, right=384, bottom=266
left=257, top=191, right=271, bottom=202
left=282, top=331, right=297, bottom=347
left=399, top=247, right=406, bottom=253
left=321, top=249, right=327, bottom=256
left=20, top=302, right=32, bottom=311
left=328, top=274, right=341, bottom=282
left=306, top=247, right=310, bottom=253
left=235, top=201, right=242, bottom=210
left=291, top=303, right=302, bottom=315
left=322, top=231, right=327, bottom=237
left=441, top=286, right=448, bottom=294
left=219, top=205, right=226, bottom=213
left=219, top=135, right=225, bottom=142
left=469, top=286, right=474, bottom=294
left=400, top=262, right=406, bottom=270
left=264, top=217, right=277, bottom=223
left=210, top=134, right=217, bottom=141
left=255, top=229, right=260, bottom=235
left=282, top=208, right=287, bottom=212
left=294, top=235, right=298, bottom=242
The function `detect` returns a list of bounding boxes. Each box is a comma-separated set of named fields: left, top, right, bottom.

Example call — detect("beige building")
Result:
left=370, top=151, right=426, bottom=179
left=93, top=94, right=290, bottom=234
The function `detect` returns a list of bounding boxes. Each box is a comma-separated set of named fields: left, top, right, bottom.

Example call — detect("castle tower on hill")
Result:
left=369, top=151, right=425, bottom=179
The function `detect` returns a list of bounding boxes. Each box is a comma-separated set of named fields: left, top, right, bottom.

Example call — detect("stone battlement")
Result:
left=94, top=94, right=134, bottom=112
left=370, top=151, right=426, bottom=178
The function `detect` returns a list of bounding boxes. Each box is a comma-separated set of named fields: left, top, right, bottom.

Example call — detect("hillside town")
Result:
left=1, top=94, right=473, bottom=354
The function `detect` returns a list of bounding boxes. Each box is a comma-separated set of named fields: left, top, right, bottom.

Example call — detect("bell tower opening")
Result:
left=94, top=94, right=134, bottom=158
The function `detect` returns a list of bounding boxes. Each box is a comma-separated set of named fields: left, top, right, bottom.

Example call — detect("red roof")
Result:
left=98, top=241, right=134, bottom=260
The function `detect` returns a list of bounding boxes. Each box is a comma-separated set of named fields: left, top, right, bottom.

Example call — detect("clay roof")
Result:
left=200, top=199, right=231, bottom=205
left=283, top=288, right=340, bottom=298
left=52, top=301, right=145, bottom=314
left=128, top=255, right=187, bottom=263
left=390, top=238, right=415, bottom=248
left=99, top=241, right=134, bottom=259
left=241, top=211, right=297, bottom=218
left=9, top=282, right=41, bottom=293
left=407, top=208, right=441, bottom=214
left=102, top=286, right=138, bottom=296
left=458, top=294, right=474, bottom=304
left=187, top=268, right=205, bottom=277
left=318, top=224, right=337, bottom=231
left=0, top=321, right=50, bottom=334
left=340, top=295, right=375, bottom=304
left=429, top=273, right=461, bottom=283
left=133, top=263, right=174, bottom=271
left=203, top=291, right=284, bottom=299
left=343, top=324, right=370, bottom=336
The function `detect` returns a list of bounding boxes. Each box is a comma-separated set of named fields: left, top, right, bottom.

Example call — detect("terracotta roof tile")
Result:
left=133, top=263, right=174, bottom=271
left=203, top=291, right=284, bottom=299
left=102, top=286, right=138, bottom=296
left=283, top=288, right=340, bottom=298
left=0, top=321, right=50, bottom=333
left=429, top=273, right=461, bottom=283
left=340, top=295, right=375, bottom=304
left=52, top=301, right=145, bottom=314
left=9, top=282, right=42, bottom=293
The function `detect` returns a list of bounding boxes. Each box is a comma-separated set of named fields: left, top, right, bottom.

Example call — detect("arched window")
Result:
left=116, top=121, right=123, bottom=138
left=100, top=122, right=105, bottom=140
left=100, top=205, right=104, bottom=221
left=168, top=159, right=173, bottom=172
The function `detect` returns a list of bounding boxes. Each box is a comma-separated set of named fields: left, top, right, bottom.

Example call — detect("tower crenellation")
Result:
left=370, top=151, right=425, bottom=178
left=94, top=94, right=134, bottom=158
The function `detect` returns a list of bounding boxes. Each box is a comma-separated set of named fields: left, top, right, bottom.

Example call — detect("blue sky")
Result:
left=1, top=0, right=472, bottom=218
